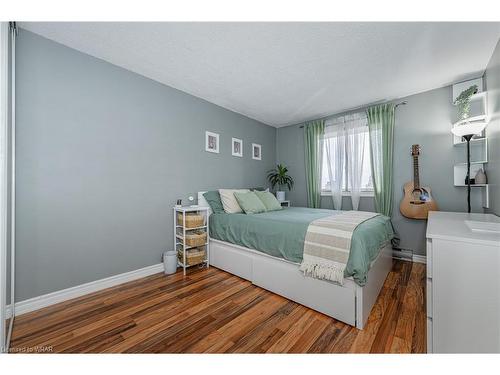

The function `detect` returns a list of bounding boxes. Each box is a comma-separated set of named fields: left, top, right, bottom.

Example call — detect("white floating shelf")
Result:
left=454, top=160, right=488, bottom=166
left=452, top=155, right=490, bottom=209
left=452, top=114, right=488, bottom=128
left=453, top=164, right=488, bottom=186
left=453, top=136, right=487, bottom=146
left=454, top=184, right=490, bottom=208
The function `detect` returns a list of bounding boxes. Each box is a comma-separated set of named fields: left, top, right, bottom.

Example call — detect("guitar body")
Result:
left=400, top=182, right=438, bottom=220
left=399, top=144, right=439, bottom=220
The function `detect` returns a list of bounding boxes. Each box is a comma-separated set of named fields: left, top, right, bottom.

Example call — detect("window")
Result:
left=320, top=114, right=373, bottom=194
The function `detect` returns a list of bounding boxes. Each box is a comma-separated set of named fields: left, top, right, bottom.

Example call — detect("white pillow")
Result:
left=219, top=189, right=250, bottom=213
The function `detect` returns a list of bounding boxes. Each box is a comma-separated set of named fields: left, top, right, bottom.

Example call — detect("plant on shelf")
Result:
left=267, top=163, right=294, bottom=202
left=454, top=85, right=478, bottom=120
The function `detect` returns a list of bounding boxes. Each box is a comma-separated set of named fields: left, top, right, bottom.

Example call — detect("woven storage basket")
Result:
left=177, top=230, right=207, bottom=247
left=177, top=212, right=204, bottom=228
left=178, top=246, right=206, bottom=266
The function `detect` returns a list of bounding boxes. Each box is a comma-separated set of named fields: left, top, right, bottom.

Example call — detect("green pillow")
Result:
left=234, top=191, right=267, bottom=214
left=202, top=191, right=225, bottom=214
left=254, top=191, right=282, bottom=211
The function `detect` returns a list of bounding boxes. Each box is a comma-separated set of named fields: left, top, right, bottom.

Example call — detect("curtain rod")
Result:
left=298, top=100, right=408, bottom=128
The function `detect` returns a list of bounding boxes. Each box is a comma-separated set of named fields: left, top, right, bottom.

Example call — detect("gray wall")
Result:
left=15, top=30, right=276, bottom=301
left=277, top=85, right=484, bottom=256
left=392, top=86, right=484, bottom=254
left=485, top=39, right=500, bottom=216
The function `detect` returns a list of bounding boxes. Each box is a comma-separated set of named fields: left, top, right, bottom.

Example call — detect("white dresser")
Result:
left=426, top=211, right=500, bottom=353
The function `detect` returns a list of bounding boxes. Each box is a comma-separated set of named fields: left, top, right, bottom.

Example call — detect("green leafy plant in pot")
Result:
left=454, top=85, right=478, bottom=120
left=267, top=164, right=294, bottom=202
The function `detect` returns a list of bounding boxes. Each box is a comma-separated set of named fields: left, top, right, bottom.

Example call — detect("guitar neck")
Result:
left=413, top=155, right=420, bottom=189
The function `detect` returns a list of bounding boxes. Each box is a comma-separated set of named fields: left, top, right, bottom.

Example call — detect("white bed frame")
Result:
left=198, top=192, right=393, bottom=329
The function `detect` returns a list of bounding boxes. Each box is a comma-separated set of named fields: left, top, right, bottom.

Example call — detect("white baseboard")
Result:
left=411, top=255, right=427, bottom=264
left=6, top=263, right=164, bottom=318
left=392, top=250, right=427, bottom=264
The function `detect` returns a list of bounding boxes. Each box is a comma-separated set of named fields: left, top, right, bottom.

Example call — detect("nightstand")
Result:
left=280, top=200, right=290, bottom=207
left=173, top=206, right=210, bottom=275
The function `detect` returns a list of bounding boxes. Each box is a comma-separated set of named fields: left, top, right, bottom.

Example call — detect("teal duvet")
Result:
left=209, top=207, right=394, bottom=286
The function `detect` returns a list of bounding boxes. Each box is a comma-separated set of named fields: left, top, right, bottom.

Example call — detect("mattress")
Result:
left=209, top=207, right=394, bottom=286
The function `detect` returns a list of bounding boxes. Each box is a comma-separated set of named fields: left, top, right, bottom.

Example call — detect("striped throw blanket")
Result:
left=299, top=210, right=379, bottom=285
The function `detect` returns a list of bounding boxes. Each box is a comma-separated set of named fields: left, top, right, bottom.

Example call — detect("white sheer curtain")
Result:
left=323, top=112, right=368, bottom=211
left=345, top=113, right=368, bottom=210
left=324, top=119, right=345, bottom=210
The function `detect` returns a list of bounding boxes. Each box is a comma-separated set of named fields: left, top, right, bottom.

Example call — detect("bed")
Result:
left=197, top=191, right=394, bottom=329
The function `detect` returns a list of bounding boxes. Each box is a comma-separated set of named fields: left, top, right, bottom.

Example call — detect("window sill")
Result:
left=321, top=191, right=375, bottom=197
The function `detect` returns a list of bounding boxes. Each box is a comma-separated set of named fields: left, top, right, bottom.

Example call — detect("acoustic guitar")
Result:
left=399, top=144, right=438, bottom=220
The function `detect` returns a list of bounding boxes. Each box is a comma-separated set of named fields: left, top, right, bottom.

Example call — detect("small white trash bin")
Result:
left=163, top=250, right=177, bottom=275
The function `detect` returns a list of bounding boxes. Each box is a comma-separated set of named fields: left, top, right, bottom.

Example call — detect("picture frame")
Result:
left=205, top=131, right=220, bottom=154
left=232, top=138, right=243, bottom=157
left=252, top=143, right=262, bottom=160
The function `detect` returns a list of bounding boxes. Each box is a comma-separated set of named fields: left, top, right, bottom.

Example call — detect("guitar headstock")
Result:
left=411, top=144, right=420, bottom=156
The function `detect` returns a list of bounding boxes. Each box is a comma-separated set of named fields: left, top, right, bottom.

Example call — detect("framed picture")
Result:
left=205, top=131, right=220, bottom=153
left=252, top=143, right=262, bottom=160
left=232, top=138, right=243, bottom=157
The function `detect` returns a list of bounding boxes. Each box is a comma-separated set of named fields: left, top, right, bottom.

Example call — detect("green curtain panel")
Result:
left=303, top=120, right=325, bottom=208
left=367, top=104, right=395, bottom=217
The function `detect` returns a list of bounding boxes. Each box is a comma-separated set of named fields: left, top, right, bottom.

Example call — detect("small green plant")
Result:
left=267, top=164, right=294, bottom=191
left=454, top=85, right=478, bottom=120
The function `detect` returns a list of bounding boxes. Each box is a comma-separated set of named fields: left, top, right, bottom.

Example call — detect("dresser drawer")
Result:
left=426, top=278, right=432, bottom=318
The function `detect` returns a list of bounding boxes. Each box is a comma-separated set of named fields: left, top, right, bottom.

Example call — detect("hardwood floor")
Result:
left=9, top=260, right=426, bottom=353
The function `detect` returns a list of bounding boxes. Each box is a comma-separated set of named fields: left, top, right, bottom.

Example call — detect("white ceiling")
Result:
left=20, top=22, right=500, bottom=127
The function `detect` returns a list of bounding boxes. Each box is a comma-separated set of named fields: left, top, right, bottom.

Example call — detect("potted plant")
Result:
left=454, top=85, right=478, bottom=120
left=267, top=164, right=294, bottom=202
